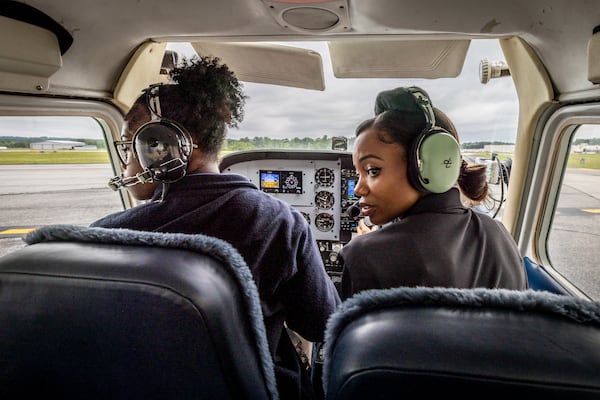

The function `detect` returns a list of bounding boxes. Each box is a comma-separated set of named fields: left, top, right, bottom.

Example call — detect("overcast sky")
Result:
left=234, top=39, right=519, bottom=143
left=1, top=40, right=595, bottom=143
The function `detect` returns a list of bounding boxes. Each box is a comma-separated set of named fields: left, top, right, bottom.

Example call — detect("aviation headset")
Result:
left=109, top=83, right=197, bottom=190
left=404, top=87, right=462, bottom=193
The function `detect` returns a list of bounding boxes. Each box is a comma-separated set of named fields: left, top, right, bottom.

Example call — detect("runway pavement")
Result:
left=0, top=164, right=598, bottom=299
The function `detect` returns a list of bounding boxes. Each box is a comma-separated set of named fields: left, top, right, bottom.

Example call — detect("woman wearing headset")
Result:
left=339, top=86, right=527, bottom=300
left=93, top=56, right=340, bottom=400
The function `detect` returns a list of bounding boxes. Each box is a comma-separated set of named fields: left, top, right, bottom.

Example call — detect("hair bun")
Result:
left=374, top=86, right=430, bottom=116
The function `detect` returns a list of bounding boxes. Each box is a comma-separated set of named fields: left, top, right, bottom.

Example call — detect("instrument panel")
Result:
left=220, top=150, right=359, bottom=283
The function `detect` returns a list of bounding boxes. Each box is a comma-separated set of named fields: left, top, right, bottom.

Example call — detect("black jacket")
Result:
left=92, top=172, right=341, bottom=399
left=339, top=188, right=527, bottom=300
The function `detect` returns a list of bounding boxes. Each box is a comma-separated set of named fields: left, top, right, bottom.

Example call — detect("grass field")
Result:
left=567, top=153, right=600, bottom=169
left=465, top=151, right=600, bottom=170
left=0, top=150, right=110, bottom=164
left=1, top=149, right=599, bottom=169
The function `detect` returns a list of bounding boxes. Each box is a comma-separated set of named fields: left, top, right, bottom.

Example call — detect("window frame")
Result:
left=518, top=102, right=600, bottom=299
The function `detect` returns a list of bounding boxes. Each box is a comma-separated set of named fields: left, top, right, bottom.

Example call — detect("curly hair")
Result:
left=128, top=55, right=247, bottom=157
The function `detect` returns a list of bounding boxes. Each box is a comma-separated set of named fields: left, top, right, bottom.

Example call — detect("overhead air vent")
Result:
left=479, top=58, right=511, bottom=84
left=261, top=0, right=350, bottom=34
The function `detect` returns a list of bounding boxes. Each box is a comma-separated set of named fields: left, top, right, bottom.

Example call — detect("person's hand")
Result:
left=356, top=218, right=378, bottom=235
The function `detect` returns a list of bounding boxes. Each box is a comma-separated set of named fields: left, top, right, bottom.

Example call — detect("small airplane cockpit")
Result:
left=220, top=149, right=359, bottom=289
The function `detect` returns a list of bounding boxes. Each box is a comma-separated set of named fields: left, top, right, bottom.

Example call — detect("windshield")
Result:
left=168, top=39, right=518, bottom=153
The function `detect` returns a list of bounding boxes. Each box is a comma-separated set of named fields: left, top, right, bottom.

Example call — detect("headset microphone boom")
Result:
left=347, top=201, right=362, bottom=219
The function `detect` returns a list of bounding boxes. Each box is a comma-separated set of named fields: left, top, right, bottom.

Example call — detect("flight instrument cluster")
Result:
left=220, top=150, right=359, bottom=284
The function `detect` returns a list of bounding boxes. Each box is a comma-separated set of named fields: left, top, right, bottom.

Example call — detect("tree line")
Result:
left=3, top=135, right=599, bottom=151
left=7, top=135, right=580, bottom=152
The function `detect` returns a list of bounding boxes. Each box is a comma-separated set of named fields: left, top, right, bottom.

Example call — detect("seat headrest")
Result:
left=323, top=287, right=600, bottom=399
left=0, top=224, right=279, bottom=399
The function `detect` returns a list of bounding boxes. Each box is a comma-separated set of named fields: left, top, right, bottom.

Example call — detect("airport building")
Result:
left=30, top=140, right=96, bottom=150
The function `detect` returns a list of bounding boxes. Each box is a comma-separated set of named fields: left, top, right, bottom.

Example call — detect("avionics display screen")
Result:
left=259, top=170, right=303, bottom=194
left=346, top=178, right=358, bottom=200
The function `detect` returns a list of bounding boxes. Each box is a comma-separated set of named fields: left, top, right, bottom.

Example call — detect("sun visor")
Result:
left=0, top=15, right=64, bottom=93
left=191, top=42, right=325, bottom=90
left=328, top=40, right=470, bottom=79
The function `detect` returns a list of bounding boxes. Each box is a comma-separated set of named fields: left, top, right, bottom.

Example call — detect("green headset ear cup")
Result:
left=408, top=127, right=462, bottom=193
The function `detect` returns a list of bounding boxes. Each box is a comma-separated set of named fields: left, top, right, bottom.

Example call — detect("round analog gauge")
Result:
left=315, top=212, right=334, bottom=232
left=315, top=168, right=334, bottom=187
left=315, top=190, right=334, bottom=209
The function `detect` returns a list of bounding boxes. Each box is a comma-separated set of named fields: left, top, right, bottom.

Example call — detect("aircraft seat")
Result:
left=524, top=256, right=572, bottom=295
left=0, top=225, right=279, bottom=400
left=323, top=286, right=600, bottom=399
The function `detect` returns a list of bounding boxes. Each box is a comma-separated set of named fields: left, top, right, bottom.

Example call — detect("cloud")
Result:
left=1, top=40, right=519, bottom=144
left=232, top=40, right=519, bottom=143
left=0, top=116, right=103, bottom=140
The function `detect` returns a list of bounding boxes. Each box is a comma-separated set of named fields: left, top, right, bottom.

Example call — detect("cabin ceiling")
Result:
left=0, top=0, right=598, bottom=103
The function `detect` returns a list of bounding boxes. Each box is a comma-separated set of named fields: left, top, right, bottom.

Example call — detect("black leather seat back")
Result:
left=0, top=225, right=278, bottom=400
left=323, top=287, right=600, bottom=400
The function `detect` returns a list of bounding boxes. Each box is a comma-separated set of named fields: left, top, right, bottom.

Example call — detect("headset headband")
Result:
left=407, top=86, right=436, bottom=128
left=146, top=83, right=163, bottom=121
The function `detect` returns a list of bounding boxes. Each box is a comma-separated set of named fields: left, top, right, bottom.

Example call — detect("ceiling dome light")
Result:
left=282, top=7, right=339, bottom=30
left=262, top=0, right=350, bottom=33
